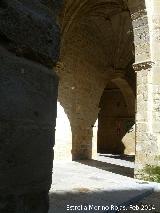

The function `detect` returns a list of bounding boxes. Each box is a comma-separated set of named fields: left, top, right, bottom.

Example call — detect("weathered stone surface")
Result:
left=0, top=0, right=61, bottom=67
left=0, top=1, right=61, bottom=212
left=0, top=191, right=49, bottom=213
left=0, top=46, right=58, bottom=195
left=55, top=0, right=137, bottom=160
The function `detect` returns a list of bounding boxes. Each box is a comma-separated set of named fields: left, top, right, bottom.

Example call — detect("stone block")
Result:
left=0, top=47, right=58, bottom=195
left=0, top=0, right=61, bottom=67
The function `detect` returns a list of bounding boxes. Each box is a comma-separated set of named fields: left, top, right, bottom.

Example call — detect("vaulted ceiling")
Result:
left=59, top=0, right=135, bottom=73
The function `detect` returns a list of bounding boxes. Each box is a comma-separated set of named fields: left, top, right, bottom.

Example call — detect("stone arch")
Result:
left=97, top=76, right=136, bottom=156
left=58, top=0, right=160, bottom=175
left=58, top=0, right=137, bottom=160
left=112, top=77, right=135, bottom=116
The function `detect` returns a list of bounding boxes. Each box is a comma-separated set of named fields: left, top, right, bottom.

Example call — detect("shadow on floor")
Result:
left=76, top=159, right=134, bottom=178
left=49, top=189, right=153, bottom=213
left=99, top=154, right=135, bottom=162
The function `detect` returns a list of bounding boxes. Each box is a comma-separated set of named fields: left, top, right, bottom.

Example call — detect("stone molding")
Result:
left=133, top=61, right=154, bottom=72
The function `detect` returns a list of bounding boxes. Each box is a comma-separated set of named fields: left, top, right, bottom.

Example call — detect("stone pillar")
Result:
left=134, top=0, right=160, bottom=179
left=56, top=59, right=107, bottom=161
left=72, top=122, right=93, bottom=160
left=0, top=1, right=61, bottom=212
left=134, top=62, right=157, bottom=178
left=70, top=80, right=105, bottom=160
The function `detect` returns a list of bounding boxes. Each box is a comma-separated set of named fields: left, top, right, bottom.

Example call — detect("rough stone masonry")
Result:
left=0, top=1, right=62, bottom=212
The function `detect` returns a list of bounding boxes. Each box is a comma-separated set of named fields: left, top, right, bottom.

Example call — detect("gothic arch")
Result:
left=112, top=77, right=135, bottom=116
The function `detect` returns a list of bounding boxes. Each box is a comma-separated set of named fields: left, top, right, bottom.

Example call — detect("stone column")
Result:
left=72, top=122, right=93, bottom=160
left=134, top=61, right=160, bottom=179
left=70, top=78, right=106, bottom=160
left=0, top=1, right=61, bottom=212
left=134, top=0, right=160, bottom=179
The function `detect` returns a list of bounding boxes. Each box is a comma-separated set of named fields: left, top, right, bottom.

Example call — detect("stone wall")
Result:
left=130, top=0, right=160, bottom=178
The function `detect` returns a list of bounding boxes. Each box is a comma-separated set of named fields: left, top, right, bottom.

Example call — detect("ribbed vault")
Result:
left=59, top=0, right=135, bottom=71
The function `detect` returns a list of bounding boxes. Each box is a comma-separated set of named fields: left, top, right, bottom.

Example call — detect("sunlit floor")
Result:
left=49, top=155, right=160, bottom=213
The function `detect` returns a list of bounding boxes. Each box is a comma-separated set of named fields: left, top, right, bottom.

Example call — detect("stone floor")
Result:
left=49, top=154, right=160, bottom=213
left=122, top=192, right=160, bottom=213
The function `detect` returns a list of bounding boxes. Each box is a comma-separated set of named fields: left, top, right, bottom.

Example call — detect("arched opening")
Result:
left=97, top=80, right=135, bottom=156
left=58, top=0, right=136, bottom=162
left=54, top=102, right=72, bottom=161
left=92, top=119, right=98, bottom=159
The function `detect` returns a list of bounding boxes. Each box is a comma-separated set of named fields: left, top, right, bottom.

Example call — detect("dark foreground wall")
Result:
left=0, top=1, right=61, bottom=212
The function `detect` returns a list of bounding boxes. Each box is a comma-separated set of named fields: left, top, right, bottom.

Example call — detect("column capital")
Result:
left=133, top=61, right=154, bottom=72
